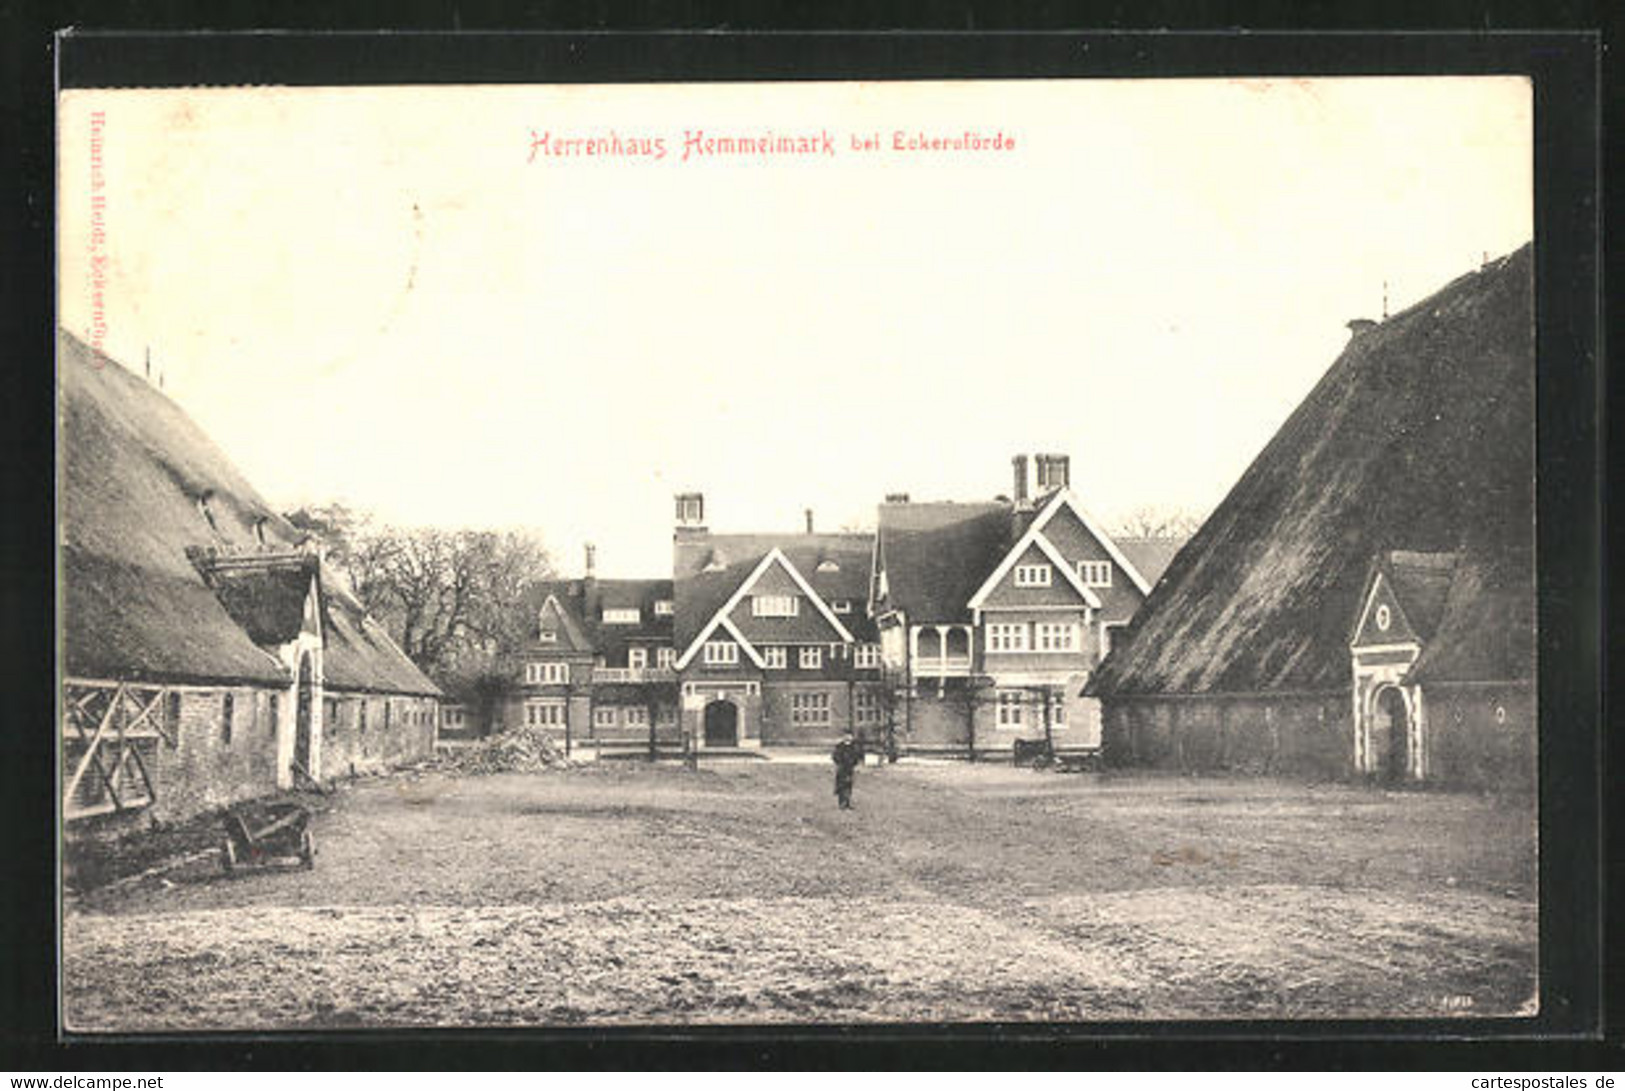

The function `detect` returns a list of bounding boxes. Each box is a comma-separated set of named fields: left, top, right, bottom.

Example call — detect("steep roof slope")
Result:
left=1091, top=245, right=1535, bottom=697
left=874, top=501, right=1013, bottom=624
left=673, top=533, right=874, bottom=651
left=1115, top=537, right=1188, bottom=589
left=59, top=330, right=439, bottom=696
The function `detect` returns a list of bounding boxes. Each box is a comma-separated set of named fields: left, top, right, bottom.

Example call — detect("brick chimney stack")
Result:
left=1034, top=453, right=1071, bottom=494
left=673, top=491, right=710, bottom=578
left=584, top=542, right=597, bottom=578
left=804, top=509, right=814, bottom=534
left=884, top=492, right=910, bottom=504
left=1011, top=454, right=1030, bottom=508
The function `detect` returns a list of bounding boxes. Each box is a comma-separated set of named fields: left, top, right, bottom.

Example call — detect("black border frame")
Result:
left=4, top=20, right=1607, bottom=1071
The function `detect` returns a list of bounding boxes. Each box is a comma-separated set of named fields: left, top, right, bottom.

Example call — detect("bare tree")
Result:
left=1111, top=505, right=1204, bottom=539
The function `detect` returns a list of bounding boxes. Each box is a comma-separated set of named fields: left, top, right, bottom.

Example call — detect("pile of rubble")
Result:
left=437, top=724, right=574, bottom=775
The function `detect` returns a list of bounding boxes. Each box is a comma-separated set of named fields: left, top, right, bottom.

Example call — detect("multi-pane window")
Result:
left=703, top=641, right=739, bottom=666
left=985, top=623, right=1029, bottom=652
left=526, top=661, right=568, bottom=685
left=996, top=690, right=1025, bottom=727
left=853, top=643, right=881, bottom=669
left=657, top=647, right=675, bottom=669
left=1052, top=698, right=1067, bottom=725
left=791, top=692, right=831, bottom=725
left=1034, top=622, right=1078, bottom=652
left=628, top=647, right=648, bottom=670
left=799, top=646, right=823, bottom=670
left=603, top=608, right=640, bottom=625
left=854, top=690, right=881, bottom=725
left=654, top=600, right=675, bottom=616
left=763, top=646, right=787, bottom=669
left=752, top=595, right=799, bottom=618
left=594, top=706, right=616, bottom=728
left=1014, top=564, right=1052, bottom=588
left=625, top=707, right=649, bottom=727
left=1078, top=561, right=1113, bottom=588
left=527, top=702, right=564, bottom=726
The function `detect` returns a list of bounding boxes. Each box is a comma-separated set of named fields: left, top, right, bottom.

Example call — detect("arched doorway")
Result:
left=703, top=700, right=739, bottom=748
left=294, top=653, right=315, bottom=779
left=1372, top=686, right=1410, bottom=784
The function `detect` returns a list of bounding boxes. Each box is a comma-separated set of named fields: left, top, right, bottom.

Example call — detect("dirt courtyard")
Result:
left=62, top=759, right=1538, bottom=1029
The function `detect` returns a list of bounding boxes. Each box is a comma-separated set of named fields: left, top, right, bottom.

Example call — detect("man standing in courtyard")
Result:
left=832, top=730, right=863, bottom=810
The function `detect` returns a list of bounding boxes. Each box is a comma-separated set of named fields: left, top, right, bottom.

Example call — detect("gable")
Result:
left=1039, top=505, right=1151, bottom=619
left=537, top=597, right=591, bottom=653
left=1351, top=571, right=1419, bottom=648
left=980, top=541, right=1092, bottom=609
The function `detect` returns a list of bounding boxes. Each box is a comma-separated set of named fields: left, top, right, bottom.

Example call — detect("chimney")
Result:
left=1011, top=455, right=1029, bottom=507
left=1034, top=453, right=1070, bottom=494
left=583, top=542, right=597, bottom=578
left=675, top=492, right=705, bottom=529
left=804, top=508, right=814, bottom=534
left=673, top=491, right=710, bottom=578
left=884, top=492, right=910, bottom=504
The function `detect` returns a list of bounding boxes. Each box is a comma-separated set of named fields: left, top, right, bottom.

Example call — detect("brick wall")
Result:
left=144, top=684, right=283, bottom=822
left=1424, top=683, right=1534, bottom=791
left=319, top=691, right=438, bottom=780
left=1101, top=694, right=1353, bottom=780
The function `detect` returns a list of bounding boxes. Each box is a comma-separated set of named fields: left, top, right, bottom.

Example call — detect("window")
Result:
left=625, top=707, right=649, bottom=727
left=603, top=608, right=640, bottom=625
left=657, top=705, right=676, bottom=725
left=358, top=701, right=368, bottom=734
left=763, top=646, right=787, bottom=670
left=1014, top=564, right=1052, bottom=588
left=628, top=648, right=648, bottom=670
left=594, top=706, right=617, bottom=728
left=986, top=623, right=1029, bottom=652
left=799, top=646, right=823, bottom=670
left=832, top=599, right=853, bottom=614
left=752, top=595, right=799, bottom=618
left=791, top=692, right=831, bottom=725
left=853, top=644, right=881, bottom=669
left=1052, top=698, right=1066, bottom=725
left=539, top=629, right=558, bottom=643
left=269, top=693, right=280, bottom=732
left=221, top=692, right=234, bottom=744
left=166, top=691, right=183, bottom=737
left=528, top=702, right=564, bottom=726
left=1035, top=622, right=1078, bottom=652
left=854, top=690, right=881, bottom=725
left=996, top=690, right=1025, bottom=728
left=654, top=600, right=675, bottom=616
left=817, top=560, right=841, bottom=573
left=1375, top=604, right=1391, bottom=632
left=526, top=661, right=569, bottom=685
left=703, top=641, right=739, bottom=666
left=1078, top=561, right=1113, bottom=588
left=657, top=647, right=675, bottom=670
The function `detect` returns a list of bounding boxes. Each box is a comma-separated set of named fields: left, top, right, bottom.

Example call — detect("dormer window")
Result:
left=752, top=595, right=799, bottom=618
left=603, top=608, right=640, bottom=625
left=1014, top=564, right=1052, bottom=588
left=654, top=600, right=675, bottom=616
left=704, top=557, right=727, bottom=573
left=1078, top=561, right=1112, bottom=588
left=252, top=517, right=268, bottom=546
left=539, top=629, right=558, bottom=643
left=817, top=559, right=840, bottom=573
left=196, top=492, right=219, bottom=533
left=832, top=599, right=853, bottom=614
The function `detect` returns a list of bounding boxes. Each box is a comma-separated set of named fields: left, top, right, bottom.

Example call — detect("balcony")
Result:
left=913, top=655, right=973, bottom=677
left=593, top=667, right=677, bottom=684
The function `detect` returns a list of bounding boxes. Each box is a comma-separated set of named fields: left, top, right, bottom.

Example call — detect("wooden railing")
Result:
left=62, top=679, right=176, bottom=821
left=592, top=667, right=677, bottom=683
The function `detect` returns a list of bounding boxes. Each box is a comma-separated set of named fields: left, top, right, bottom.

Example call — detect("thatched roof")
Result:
left=1091, top=245, right=1535, bottom=698
left=59, top=330, right=439, bottom=697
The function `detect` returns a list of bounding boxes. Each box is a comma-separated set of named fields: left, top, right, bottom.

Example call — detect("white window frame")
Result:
left=594, top=706, right=617, bottom=728
left=832, top=599, right=853, bottom=614
left=791, top=691, right=832, bottom=725
left=625, top=707, right=649, bottom=727
left=1078, top=560, right=1113, bottom=588
left=654, top=600, right=675, bottom=616
left=539, top=630, right=558, bottom=643
left=853, top=643, right=880, bottom=669
left=656, top=647, right=675, bottom=669
left=1014, top=564, right=1052, bottom=588
left=763, top=646, right=788, bottom=670
left=752, top=595, right=800, bottom=618
left=602, top=608, right=641, bottom=625
left=628, top=647, right=648, bottom=670
left=996, top=690, right=1025, bottom=728
left=527, top=700, right=565, bottom=726
left=799, top=646, right=823, bottom=670
left=703, top=641, right=740, bottom=666
left=1034, top=622, right=1079, bottom=652
left=985, top=623, right=1030, bottom=653
left=854, top=690, right=881, bottom=725
left=527, top=661, right=568, bottom=685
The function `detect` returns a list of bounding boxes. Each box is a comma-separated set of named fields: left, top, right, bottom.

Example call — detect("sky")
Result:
left=58, top=78, right=1532, bottom=577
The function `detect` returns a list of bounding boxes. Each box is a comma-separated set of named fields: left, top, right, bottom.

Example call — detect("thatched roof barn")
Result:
left=1089, top=246, right=1534, bottom=787
left=59, top=330, right=440, bottom=820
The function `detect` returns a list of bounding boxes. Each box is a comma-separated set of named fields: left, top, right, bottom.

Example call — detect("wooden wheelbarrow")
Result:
left=220, top=800, right=315, bottom=873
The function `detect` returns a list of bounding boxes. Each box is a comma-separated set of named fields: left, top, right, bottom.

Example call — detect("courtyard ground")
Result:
left=62, top=760, right=1537, bottom=1029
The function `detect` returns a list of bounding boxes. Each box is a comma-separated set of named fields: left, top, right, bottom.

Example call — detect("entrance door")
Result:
left=294, top=653, right=314, bottom=776
left=703, top=700, right=739, bottom=747
left=1374, top=687, right=1410, bottom=783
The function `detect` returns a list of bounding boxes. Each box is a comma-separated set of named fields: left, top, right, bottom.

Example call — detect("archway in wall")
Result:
left=703, top=699, right=739, bottom=748
left=1372, top=685, right=1410, bottom=784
